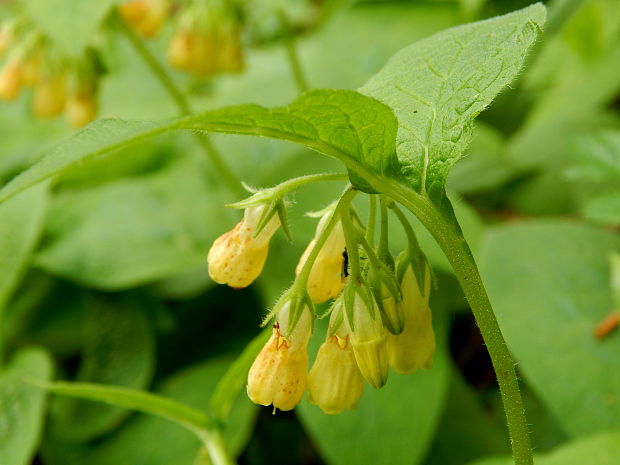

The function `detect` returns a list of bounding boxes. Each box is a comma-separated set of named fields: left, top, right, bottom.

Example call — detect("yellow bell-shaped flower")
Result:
left=0, top=61, right=23, bottom=101
left=247, top=302, right=312, bottom=411
left=387, top=264, right=435, bottom=374
left=296, top=213, right=346, bottom=304
left=119, top=0, right=170, bottom=37
left=208, top=205, right=280, bottom=288
left=66, top=92, right=97, bottom=128
left=308, top=303, right=364, bottom=414
left=33, top=74, right=66, bottom=118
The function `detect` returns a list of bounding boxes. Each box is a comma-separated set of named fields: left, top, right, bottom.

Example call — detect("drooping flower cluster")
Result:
left=0, top=18, right=101, bottom=127
left=120, top=0, right=332, bottom=79
left=120, top=0, right=244, bottom=78
left=207, top=183, right=435, bottom=414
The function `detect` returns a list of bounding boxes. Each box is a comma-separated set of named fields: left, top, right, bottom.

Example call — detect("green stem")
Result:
left=366, top=195, right=377, bottom=245
left=382, top=182, right=533, bottom=465
left=339, top=193, right=363, bottom=281
left=278, top=11, right=309, bottom=93
left=116, top=14, right=244, bottom=197
left=377, top=195, right=392, bottom=266
left=262, top=172, right=348, bottom=201
left=198, top=430, right=236, bottom=465
left=296, top=186, right=356, bottom=288
left=389, top=202, right=421, bottom=251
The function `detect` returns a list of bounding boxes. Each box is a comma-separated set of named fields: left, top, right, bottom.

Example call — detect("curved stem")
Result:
left=198, top=429, right=236, bottom=465
left=296, top=186, right=356, bottom=289
left=383, top=183, right=533, bottom=465
left=366, top=195, right=377, bottom=245
left=278, top=11, right=309, bottom=93
left=116, top=14, right=243, bottom=197
left=270, top=172, right=348, bottom=198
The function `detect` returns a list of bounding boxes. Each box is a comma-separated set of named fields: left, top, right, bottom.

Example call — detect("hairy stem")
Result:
left=384, top=184, right=533, bottom=465
left=296, top=186, right=356, bottom=288
left=116, top=15, right=243, bottom=197
left=366, top=195, right=377, bottom=245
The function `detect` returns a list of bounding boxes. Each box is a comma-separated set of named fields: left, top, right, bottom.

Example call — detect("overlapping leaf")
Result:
left=360, top=4, right=546, bottom=203
left=0, top=348, right=53, bottom=465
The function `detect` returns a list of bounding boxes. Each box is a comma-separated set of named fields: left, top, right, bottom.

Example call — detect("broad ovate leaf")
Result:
left=0, top=90, right=398, bottom=203
left=479, top=220, right=620, bottom=437
left=49, top=293, right=155, bottom=442
left=360, top=4, right=546, bottom=203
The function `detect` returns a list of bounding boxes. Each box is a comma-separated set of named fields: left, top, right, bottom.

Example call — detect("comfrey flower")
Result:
left=208, top=205, right=280, bottom=288
left=344, top=284, right=389, bottom=389
left=296, top=211, right=346, bottom=304
left=387, top=257, right=435, bottom=374
left=308, top=299, right=364, bottom=414
left=0, top=59, right=23, bottom=101
left=167, top=0, right=243, bottom=77
left=247, top=299, right=312, bottom=411
left=32, top=72, right=66, bottom=118
left=119, top=0, right=171, bottom=37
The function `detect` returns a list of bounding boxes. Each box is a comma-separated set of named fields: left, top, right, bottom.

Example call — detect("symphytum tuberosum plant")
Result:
left=0, top=3, right=549, bottom=465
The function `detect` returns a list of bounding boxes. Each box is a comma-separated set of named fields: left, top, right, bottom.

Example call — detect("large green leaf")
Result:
left=49, top=293, right=155, bottom=442
left=34, top=159, right=229, bottom=289
left=425, top=367, right=510, bottom=465
left=360, top=4, right=546, bottom=203
left=468, top=430, right=620, bottom=465
left=0, top=184, right=48, bottom=314
left=23, top=0, right=117, bottom=56
left=297, top=297, right=450, bottom=465
left=0, top=89, right=398, bottom=203
left=479, top=220, right=620, bottom=437
left=0, top=347, right=53, bottom=465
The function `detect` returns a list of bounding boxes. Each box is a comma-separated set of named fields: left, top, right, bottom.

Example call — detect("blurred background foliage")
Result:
left=0, top=0, right=619, bottom=464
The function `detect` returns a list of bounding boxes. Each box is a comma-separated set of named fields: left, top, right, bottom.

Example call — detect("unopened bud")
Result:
left=119, top=0, right=170, bottom=37
left=387, top=263, right=435, bottom=374
left=296, top=214, right=346, bottom=304
left=66, top=93, right=97, bottom=128
left=167, top=30, right=193, bottom=70
left=33, top=74, right=66, bottom=118
left=247, top=302, right=312, bottom=411
left=345, top=289, right=388, bottom=389
left=0, top=61, right=23, bottom=101
left=208, top=205, right=280, bottom=288
left=369, top=266, right=403, bottom=335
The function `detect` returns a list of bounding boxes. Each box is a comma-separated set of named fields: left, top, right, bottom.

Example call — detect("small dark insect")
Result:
left=342, top=248, right=349, bottom=279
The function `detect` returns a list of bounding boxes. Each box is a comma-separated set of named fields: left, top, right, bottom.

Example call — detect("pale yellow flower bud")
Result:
left=296, top=216, right=346, bottom=304
left=346, top=293, right=388, bottom=389
left=387, top=264, right=435, bottom=374
left=167, top=31, right=194, bottom=70
left=66, top=93, right=97, bottom=128
left=20, top=55, right=41, bottom=87
left=378, top=282, right=403, bottom=334
left=308, top=305, right=364, bottom=414
left=208, top=205, right=280, bottom=288
left=0, top=61, right=23, bottom=101
left=33, top=74, right=66, bottom=118
left=120, top=0, right=170, bottom=37
left=247, top=302, right=312, bottom=411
